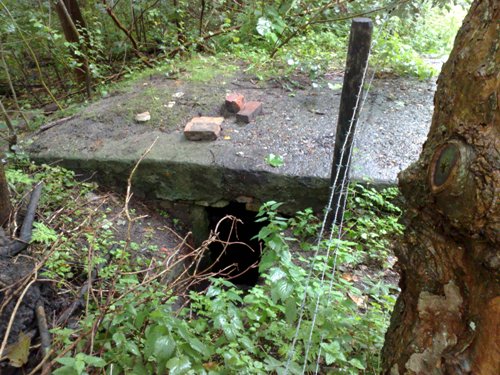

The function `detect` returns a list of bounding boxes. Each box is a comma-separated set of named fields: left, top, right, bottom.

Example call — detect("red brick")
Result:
left=225, top=93, right=245, bottom=113
left=236, top=101, right=263, bottom=123
left=184, top=116, right=223, bottom=141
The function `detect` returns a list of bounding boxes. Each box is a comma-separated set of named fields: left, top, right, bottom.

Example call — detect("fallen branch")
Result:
left=35, top=300, right=51, bottom=374
left=0, top=183, right=43, bottom=258
left=124, top=136, right=159, bottom=245
left=37, top=116, right=75, bottom=134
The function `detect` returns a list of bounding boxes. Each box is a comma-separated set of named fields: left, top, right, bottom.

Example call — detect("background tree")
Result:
left=382, top=0, right=499, bottom=373
left=0, top=158, right=11, bottom=226
left=0, top=0, right=466, bottom=110
left=54, top=0, right=91, bottom=97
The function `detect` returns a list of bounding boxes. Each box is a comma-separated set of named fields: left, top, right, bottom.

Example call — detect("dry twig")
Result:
left=0, top=272, right=38, bottom=358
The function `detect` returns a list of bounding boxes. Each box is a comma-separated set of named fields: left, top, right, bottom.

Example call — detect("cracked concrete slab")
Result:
left=28, top=71, right=435, bottom=214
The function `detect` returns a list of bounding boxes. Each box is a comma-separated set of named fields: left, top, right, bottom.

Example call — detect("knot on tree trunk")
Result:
left=428, top=139, right=477, bottom=228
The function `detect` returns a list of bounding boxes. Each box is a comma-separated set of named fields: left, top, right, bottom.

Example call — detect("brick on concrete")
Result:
left=236, top=101, right=263, bottom=123
left=225, top=93, right=245, bottom=113
left=184, top=116, right=223, bottom=141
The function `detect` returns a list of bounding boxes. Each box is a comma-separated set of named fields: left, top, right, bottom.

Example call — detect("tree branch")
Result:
left=0, top=183, right=43, bottom=258
left=168, top=25, right=241, bottom=58
left=101, top=0, right=153, bottom=68
left=0, top=1, right=62, bottom=110
left=0, top=38, right=29, bottom=127
left=270, top=0, right=410, bottom=58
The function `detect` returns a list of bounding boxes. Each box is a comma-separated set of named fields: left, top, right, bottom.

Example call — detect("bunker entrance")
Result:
left=206, top=202, right=264, bottom=288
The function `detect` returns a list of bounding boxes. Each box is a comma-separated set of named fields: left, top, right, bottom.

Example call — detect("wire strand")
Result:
left=284, top=2, right=402, bottom=371
left=301, top=55, right=372, bottom=374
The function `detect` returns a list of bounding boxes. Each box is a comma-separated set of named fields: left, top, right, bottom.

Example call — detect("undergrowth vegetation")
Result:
left=0, top=0, right=469, bottom=129
left=4, top=157, right=403, bottom=374
left=0, top=1, right=474, bottom=373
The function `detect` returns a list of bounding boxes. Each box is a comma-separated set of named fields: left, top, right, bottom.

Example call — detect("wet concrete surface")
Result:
left=28, top=71, right=435, bottom=213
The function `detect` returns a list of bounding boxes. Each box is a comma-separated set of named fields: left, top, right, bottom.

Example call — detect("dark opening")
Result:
left=207, top=202, right=264, bottom=288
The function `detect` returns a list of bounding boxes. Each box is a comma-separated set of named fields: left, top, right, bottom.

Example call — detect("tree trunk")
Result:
left=54, top=0, right=91, bottom=95
left=0, top=161, right=11, bottom=227
left=172, top=0, right=186, bottom=45
left=382, top=1, right=499, bottom=374
left=60, top=0, right=87, bottom=30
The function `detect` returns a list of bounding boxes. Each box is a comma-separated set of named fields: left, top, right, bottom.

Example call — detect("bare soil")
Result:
left=0, top=189, right=190, bottom=373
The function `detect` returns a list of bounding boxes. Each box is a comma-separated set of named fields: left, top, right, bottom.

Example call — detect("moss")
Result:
left=76, top=56, right=239, bottom=131
left=181, top=55, right=238, bottom=82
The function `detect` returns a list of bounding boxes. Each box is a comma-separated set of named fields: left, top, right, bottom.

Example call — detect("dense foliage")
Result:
left=0, top=1, right=469, bottom=373
left=0, top=0, right=468, bottom=125
left=5, top=156, right=403, bottom=374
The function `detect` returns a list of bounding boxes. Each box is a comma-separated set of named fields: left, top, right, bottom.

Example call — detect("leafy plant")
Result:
left=345, top=184, right=404, bottom=266
left=31, top=222, right=58, bottom=245
left=30, top=169, right=402, bottom=374
left=54, top=354, right=106, bottom=375
left=265, top=153, right=284, bottom=167
left=0, top=0, right=469, bottom=120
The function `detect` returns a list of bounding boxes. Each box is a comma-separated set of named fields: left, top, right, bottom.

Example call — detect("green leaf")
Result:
left=256, top=17, right=273, bottom=36
left=284, top=299, right=297, bottom=323
left=239, top=335, right=256, bottom=353
left=53, top=366, right=78, bottom=375
left=144, top=324, right=169, bottom=359
left=32, top=222, right=58, bottom=245
left=153, top=336, right=176, bottom=362
left=265, top=153, right=284, bottom=167
left=325, top=352, right=335, bottom=366
left=56, top=357, right=76, bottom=367
left=166, top=356, right=192, bottom=375
left=256, top=226, right=273, bottom=240
left=259, top=250, right=277, bottom=272
left=79, top=354, right=106, bottom=367
left=271, top=279, right=293, bottom=302
left=176, top=324, right=206, bottom=352
left=126, top=341, right=141, bottom=356
left=74, top=359, right=85, bottom=374
left=223, top=349, right=244, bottom=368
left=269, top=267, right=286, bottom=282
left=214, top=315, right=238, bottom=341
left=112, top=332, right=126, bottom=347
left=320, top=341, right=346, bottom=365
left=132, top=360, right=149, bottom=375
left=188, top=336, right=209, bottom=355
left=349, top=358, right=366, bottom=370
left=206, top=285, right=221, bottom=298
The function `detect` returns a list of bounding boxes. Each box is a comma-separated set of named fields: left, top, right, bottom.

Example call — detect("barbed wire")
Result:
left=284, top=2, right=405, bottom=373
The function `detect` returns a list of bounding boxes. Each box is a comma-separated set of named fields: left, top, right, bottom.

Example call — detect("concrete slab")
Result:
left=28, top=73, right=435, bottom=214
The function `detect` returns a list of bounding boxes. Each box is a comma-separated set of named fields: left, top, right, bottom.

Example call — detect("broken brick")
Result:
left=225, top=93, right=245, bottom=113
left=184, top=116, right=223, bottom=141
left=236, top=101, right=263, bottom=123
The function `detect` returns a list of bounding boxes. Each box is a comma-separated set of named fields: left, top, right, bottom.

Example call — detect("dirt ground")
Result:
left=3, top=62, right=430, bottom=371
left=0, top=188, right=191, bottom=372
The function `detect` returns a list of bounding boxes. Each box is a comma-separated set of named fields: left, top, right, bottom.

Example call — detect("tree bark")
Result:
left=0, top=161, right=11, bottom=227
left=60, top=0, right=87, bottom=30
left=382, top=1, right=499, bottom=374
left=54, top=0, right=91, bottom=95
